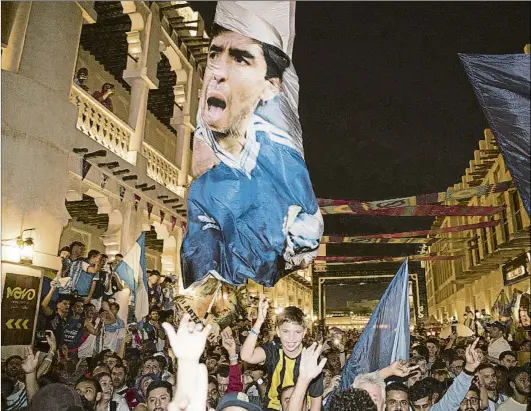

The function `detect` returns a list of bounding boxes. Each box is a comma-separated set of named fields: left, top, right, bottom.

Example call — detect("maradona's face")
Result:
left=202, top=30, right=268, bottom=136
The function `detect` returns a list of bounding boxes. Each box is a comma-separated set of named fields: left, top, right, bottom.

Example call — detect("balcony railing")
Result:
left=69, top=84, right=135, bottom=164
left=142, top=142, right=183, bottom=196
left=70, top=84, right=192, bottom=197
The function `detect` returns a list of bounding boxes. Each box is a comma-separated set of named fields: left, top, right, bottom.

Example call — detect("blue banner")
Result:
left=115, top=233, right=149, bottom=320
left=340, top=259, right=410, bottom=389
left=460, top=53, right=531, bottom=216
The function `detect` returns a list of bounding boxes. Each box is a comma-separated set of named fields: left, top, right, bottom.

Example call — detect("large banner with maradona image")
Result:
left=181, top=1, right=323, bottom=288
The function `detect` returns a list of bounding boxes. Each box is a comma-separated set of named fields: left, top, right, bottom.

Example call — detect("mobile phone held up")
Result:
left=35, top=330, right=52, bottom=352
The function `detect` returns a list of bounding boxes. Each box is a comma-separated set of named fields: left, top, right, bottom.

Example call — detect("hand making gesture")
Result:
left=163, top=314, right=211, bottom=411
left=221, top=327, right=237, bottom=357
left=21, top=346, right=39, bottom=375
left=163, top=313, right=212, bottom=363
left=256, top=294, right=269, bottom=325
left=464, top=338, right=481, bottom=373
left=298, top=342, right=328, bottom=383
left=379, top=360, right=420, bottom=380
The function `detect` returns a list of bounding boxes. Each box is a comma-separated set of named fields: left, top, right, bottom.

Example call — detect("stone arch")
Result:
left=121, top=1, right=148, bottom=63
left=151, top=220, right=179, bottom=276
left=101, top=208, right=123, bottom=257
left=164, top=234, right=177, bottom=251
left=62, top=179, right=110, bottom=252
left=151, top=220, right=170, bottom=242
left=83, top=187, right=123, bottom=257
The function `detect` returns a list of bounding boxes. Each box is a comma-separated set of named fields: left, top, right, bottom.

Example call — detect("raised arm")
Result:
left=431, top=338, right=480, bottom=411
left=475, top=372, right=490, bottom=410
left=85, top=263, right=99, bottom=274
left=289, top=343, right=327, bottom=411
left=445, top=333, right=458, bottom=350
left=85, top=317, right=102, bottom=336
left=102, top=303, right=116, bottom=325
left=22, top=347, right=39, bottom=402
left=240, top=295, right=268, bottom=364
left=163, top=314, right=211, bottom=411
left=85, top=278, right=98, bottom=304
left=378, top=360, right=420, bottom=380
left=36, top=332, right=57, bottom=378
left=41, top=282, right=57, bottom=316
left=112, top=272, right=124, bottom=291
left=222, top=327, right=243, bottom=393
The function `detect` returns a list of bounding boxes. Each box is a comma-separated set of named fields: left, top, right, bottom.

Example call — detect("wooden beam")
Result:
left=159, top=4, right=192, bottom=12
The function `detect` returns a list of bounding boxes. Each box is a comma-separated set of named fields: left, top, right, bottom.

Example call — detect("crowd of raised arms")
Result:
left=1, top=242, right=530, bottom=411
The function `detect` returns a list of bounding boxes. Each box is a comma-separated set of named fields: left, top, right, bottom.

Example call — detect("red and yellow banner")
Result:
left=318, top=180, right=512, bottom=210
left=321, top=236, right=472, bottom=244
left=320, top=204, right=503, bottom=216
left=315, top=254, right=462, bottom=264
left=323, top=220, right=498, bottom=241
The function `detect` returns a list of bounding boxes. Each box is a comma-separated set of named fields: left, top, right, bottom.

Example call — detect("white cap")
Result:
left=214, top=1, right=296, bottom=57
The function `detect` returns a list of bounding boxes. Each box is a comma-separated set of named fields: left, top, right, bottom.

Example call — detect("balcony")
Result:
left=69, top=84, right=135, bottom=164
left=70, top=84, right=192, bottom=201
left=456, top=225, right=530, bottom=284
left=142, top=141, right=184, bottom=197
left=497, top=226, right=530, bottom=250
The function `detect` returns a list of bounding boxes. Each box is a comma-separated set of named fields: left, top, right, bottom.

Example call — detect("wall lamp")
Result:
left=1, top=228, right=35, bottom=264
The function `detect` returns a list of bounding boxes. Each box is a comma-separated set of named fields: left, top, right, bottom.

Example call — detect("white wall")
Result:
left=59, top=219, right=106, bottom=254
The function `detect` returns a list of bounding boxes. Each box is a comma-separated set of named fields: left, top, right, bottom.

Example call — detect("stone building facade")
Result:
left=424, top=128, right=530, bottom=321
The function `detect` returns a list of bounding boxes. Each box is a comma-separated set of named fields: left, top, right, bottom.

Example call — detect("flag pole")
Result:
left=202, top=281, right=223, bottom=325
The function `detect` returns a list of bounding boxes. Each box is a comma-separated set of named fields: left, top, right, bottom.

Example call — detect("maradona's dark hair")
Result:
left=211, top=23, right=290, bottom=80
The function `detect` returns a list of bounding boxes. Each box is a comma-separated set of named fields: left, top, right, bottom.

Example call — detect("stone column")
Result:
left=17, top=2, right=83, bottom=96
left=2, top=2, right=84, bottom=271
left=1, top=2, right=32, bottom=73
left=120, top=202, right=135, bottom=253
left=127, top=78, right=151, bottom=154
left=177, top=123, right=192, bottom=186
left=122, top=3, right=160, bottom=163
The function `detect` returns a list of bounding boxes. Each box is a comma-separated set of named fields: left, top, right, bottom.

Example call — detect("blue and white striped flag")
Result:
left=340, top=258, right=411, bottom=389
left=115, top=233, right=149, bottom=321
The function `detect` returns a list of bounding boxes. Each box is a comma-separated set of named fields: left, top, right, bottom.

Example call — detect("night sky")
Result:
left=190, top=2, right=530, bottom=259
left=326, top=281, right=391, bottom=310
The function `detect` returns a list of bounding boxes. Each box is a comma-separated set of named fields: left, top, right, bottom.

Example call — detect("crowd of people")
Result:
left=1, top=242, right=530, bottom=411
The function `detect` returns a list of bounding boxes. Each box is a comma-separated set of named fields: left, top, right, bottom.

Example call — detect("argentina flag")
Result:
left=114, top=233, right=149, bottom=321
left=340, top=259, right=411, bottom=389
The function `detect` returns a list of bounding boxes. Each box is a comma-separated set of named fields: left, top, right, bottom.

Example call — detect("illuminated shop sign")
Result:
left=503, top=252, right=530, bottom=285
